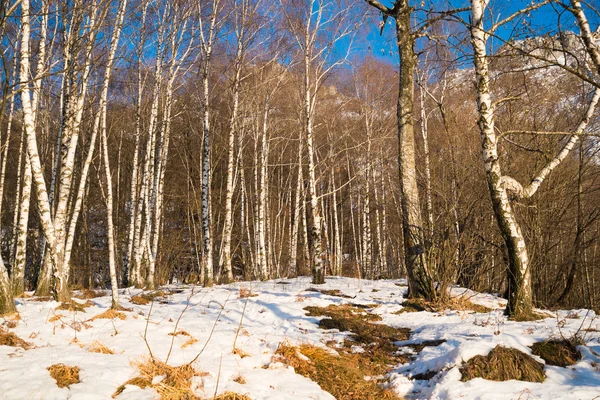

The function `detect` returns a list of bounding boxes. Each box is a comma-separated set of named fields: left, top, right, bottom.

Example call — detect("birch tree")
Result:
left=283, top=0, right=356, bottom=284
left=198, top=0, right=223, bottom=287
left=468, top=0, right=600, bottom=318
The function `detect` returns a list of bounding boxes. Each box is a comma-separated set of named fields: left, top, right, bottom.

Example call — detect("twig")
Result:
left=213, top=353, right=223, bottom=399
left=189, top=293, right=231, bottom=364
left=166, top=287, right=195, bottom=364
left=141, top=301, right=155, bottom=360
left=233, top=296, right=249, bottom=351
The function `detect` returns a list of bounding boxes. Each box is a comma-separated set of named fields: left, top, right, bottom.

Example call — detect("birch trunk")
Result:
left=220, top=21, right=244, bottom=283
left=199, top=0, right=220, bottom=287
left=20, top=0, right=68, bottom=302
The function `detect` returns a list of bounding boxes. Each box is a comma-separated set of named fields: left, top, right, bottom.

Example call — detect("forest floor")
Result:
left=0, top=277, right=599, bottom=399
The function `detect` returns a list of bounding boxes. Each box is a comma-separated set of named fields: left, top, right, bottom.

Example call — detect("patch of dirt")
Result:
left=47, top=364, right=81, bottom=388
left=531, top=339, right=581, bottom=367
left=460, top=345, right=545, bottom=382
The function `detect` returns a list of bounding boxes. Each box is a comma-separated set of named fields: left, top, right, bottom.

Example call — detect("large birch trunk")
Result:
left=470, top=0, right=532, bottom=317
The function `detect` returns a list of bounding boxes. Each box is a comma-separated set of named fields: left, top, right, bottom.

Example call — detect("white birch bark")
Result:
left=20, top=0, right=68, bottom=302
left=199, top=0, right=221, bottom=286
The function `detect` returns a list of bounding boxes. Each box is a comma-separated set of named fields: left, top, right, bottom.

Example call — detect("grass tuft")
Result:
left=395, top=297, right=491, bottom=314
left=88, top=340, right=115, bottom=354
left=56, top=300, right=94, bottom=313
left=213, top=393, right=252, bottom=400
left=531, top=339, right=581, bottom=367
left=232, top=374, right=247, bottom=384
left=0, top=327, right=32, bottom=349
left=113, top=357, right=206, bottom=399
left=47, top=364, right=81, bottom=388
left=73, top=289, right=105, bottom=300
left=460, top=345, right=545, bottom=382
left=130, top=291, right=167, bottom=305
left=232, top=347, right=250, bottom=358
left=239, top=287, right=258, bottom=298
left=90, top=309, right=127, bottom=321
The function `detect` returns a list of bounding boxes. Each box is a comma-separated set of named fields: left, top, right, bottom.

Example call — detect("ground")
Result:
left=0, top=277, right=599, bottom=399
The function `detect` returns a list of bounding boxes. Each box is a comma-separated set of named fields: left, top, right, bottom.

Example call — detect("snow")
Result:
left=1, top=277, right=599, bottom=399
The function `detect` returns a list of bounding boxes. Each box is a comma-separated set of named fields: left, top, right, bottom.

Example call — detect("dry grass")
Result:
left=73, top=289, right=105, bottom=300
left=0, top=327, right=32, bottom=349
left=239, top=287, right=258, bottom=298
left=305, top=304, right=409, bottom=347
left=130, top=291, right=167, bottom=305
left=232, top=347, right=250, bottom=358
left=2, top=313, right=21, bottom=328
left=56, top=300, right=94, bottom=313
left=275, top=343, right=399, bottom=400
left=395, top=297, right=491, bottom=314
left=47, top=364, right=81, bottom=388
left=232, top=375, right=247, bottom=384
left=48, top=314, right=65, bottom=323
left=306, top=288, right=353, bottom=299
left=169, top=330, right=191, bottom=337
left=113, top=358, right=206, bottom=399
left=90, top=309, right=127, bottom=321
left=182, top=338, right=198, bottom=348
left=531, top=339, right=581, bottom=367
left=274, top=304, right=412, bottom=399
left=88, top=340, right=115, bottom=354
left=460, top=346, right=545, bottom=382
left=213, top=393, right=252, bottom=400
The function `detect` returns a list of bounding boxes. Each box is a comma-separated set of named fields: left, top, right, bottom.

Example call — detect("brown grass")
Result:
left=73, top=289, right=105, bottom=300
left=47, top=364, right=81, bottom=388
left=113, top=358, right=206, bottom=399
left=460, top=346, right=545, bottom=382
left=232, top=347, right=250, bottom=358
left=90, top=309, right=127, bottom=321
left=2, top=313, right=21, bottom=328
left=0, top=327, right=32, bottom=349
left=275, top=343, right=399, bottom=400
left=305, top=304, right=409, bottom=347
left=169, top=330, right=191, bottom=337
left=239, top=287, right=258, bottom=298
left=232, top=375, right=247, bottom=384
left=182, top=338, right=198, bottom=348
left=213, top=393, right=252, bottom=400
left=56, top=300, right=94, bottom=313
left=130, top=291, right=166, bottom=305
left=395, top=297, right=491, bottom=314
left=531, top=339, right=581, bottom=367
left=88, top=340, right=115, bottom=354
left=306, top=288, right=353, bottom=299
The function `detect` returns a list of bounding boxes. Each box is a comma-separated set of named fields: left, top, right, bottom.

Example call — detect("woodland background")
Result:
left=0, top=0, right=599, bottom=317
